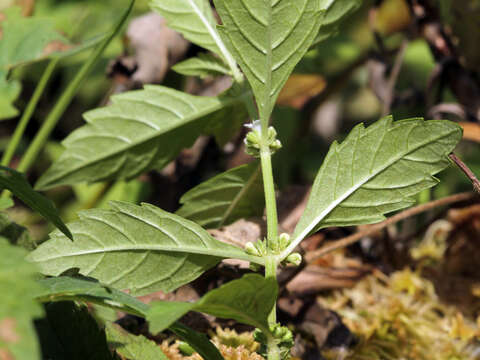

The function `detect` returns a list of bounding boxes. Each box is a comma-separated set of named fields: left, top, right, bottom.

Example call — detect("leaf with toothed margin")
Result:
left=176, top=162, right=264, bottom=229
left=148, top=274, right=277, bottom=334
left=173, top=53, right=232, bottom=79
left=313, top=0, right=361, bottom=45
left=0, top=166, right=71, bottom=239
left=0, top=6, right=109, bottom=121
left=213, top=0, right=324, bottom=119
left=106, top=322, right=169, bottom=360
left=34, top=276, right=225, bottom=360
left=26, top=201, right=263, bottom=296
left=35, top=85, right=250, bottom=190
left=280, top=117, right=462, bottom=260
left=149, top=0, right=234, bottom=69
left=35, top=276, right=149, bottom=316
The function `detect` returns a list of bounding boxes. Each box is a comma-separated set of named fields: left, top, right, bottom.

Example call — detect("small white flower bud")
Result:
left=245, top=242, right=260, bottom=256
left=279, top=233, right=291, bottom=248
left=286, top=253, right=302, bottom=266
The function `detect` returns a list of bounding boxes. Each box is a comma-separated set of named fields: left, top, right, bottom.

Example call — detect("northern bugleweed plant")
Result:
left=0, top=1, right=465, bottom=360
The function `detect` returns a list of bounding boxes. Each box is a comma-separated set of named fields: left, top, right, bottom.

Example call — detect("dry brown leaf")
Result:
left=126, top=12, right=189, bottom=84
left=459, top=122, right=480, bottom=143
left=287, top=262, right=372, bottom=295
left=277, top=74, right=326, bottom=109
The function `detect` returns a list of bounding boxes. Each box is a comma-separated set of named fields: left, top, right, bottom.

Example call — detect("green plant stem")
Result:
left=260, top=146, right=278, bottom=245
left=242, top=89, right=278, bottom=247
left=1, top=59, right=58, bottom=168
left=260, top=136, right=281, bottom=360
left=267, top=334, right=281, bottom=360
left=264, top=255, right=278, bottom=325
left=15, top=0, right=134, bottom=176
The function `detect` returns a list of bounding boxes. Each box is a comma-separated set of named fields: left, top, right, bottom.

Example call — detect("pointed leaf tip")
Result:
left=283, top=118, right=462, bottom=259
left=0, top=166, right=72, bottom=239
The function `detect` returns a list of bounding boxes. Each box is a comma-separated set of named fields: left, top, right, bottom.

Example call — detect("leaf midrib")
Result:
left=218, top=164, right=261, bottom=227
left=262, top=0, right=274, bottom=119
left=39, top=92, right=247, bottom=187
left=31, top=243, right=264, bottom=265
left=187, top=0, right=227, bottom=61
left=185, top=0, right=240, bottom=79
left=280, top=125, right=458, bottom=260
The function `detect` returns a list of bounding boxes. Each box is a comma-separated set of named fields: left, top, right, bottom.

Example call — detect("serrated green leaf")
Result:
left=214, top=0, right=323, bottom=119
left=35, top=85, right=249, bottom=190
left=0, top=75, right=21, bottom=120
left=314, top=0, right=361, bottom=44
left=150, top=0, right=222, bottom=55
left=35, top=276, right=149, bottom=316
left=0, top=7, right=68, bottom=71
left=280, top=117, right=462, bottom=260
left=0, top=240, right=44, bottom=360
left=35, top=301, right=117, bottom=360
left=177, top=162, right=264, bottom=228
left=27, top=201, right=263, bottom=296
left=0, top=5, right=128, bottom=121
left=149, top=0, right=240, bottom=79
left=0, top=6, right=68, bottom=120
left=34, top=276, right=225, bottom=360
left=0, top=7, right=106, bottom=70
left=106, top=322, right=169, bottom=360
left=148, top=274, right=277, bottom=334
left=0, top=166, right=72, bottom=239
left=173, top=53, right=232, bottom=79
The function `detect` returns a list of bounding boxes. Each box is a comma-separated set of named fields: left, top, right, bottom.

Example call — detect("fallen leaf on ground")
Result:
left=459, top=122, right=480, bottom=143
left=277, top=74, right=326, bottom=109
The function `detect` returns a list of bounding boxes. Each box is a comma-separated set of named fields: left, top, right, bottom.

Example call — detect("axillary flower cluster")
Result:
left=245, top=233, right=302, bottom=268
left=243, top=121, right=301, bottom=269
left=244, top=120, right=282, bottom=158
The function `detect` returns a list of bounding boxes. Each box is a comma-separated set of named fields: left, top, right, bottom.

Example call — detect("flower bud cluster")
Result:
left=244, top=239, right=268, bottom=257
left=254, top=324, right=294, bottom=360
left=244, top=233, right=302, bottom=268
left=244, top=120, right=282, bottom=157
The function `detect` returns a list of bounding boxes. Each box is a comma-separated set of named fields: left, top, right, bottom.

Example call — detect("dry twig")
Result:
left=449, top=153, right=480, bottom=193
left=305, top=192, right=477, bottom=263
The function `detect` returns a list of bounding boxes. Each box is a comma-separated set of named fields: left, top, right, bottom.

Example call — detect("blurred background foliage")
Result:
left=1, top=1, right=480, bottom=358
left=0, top=0, right=479, bottom=244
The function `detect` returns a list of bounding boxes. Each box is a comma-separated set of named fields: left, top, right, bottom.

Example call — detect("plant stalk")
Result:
left=264, top=255, right=278, bottom=325
left=260, top=146, right=279, bottom=246
left=15, top=0, right=135, bottom=175
left=267, top=334, right=281, bottom=360
left=1, top=59, right=58, bottom=168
